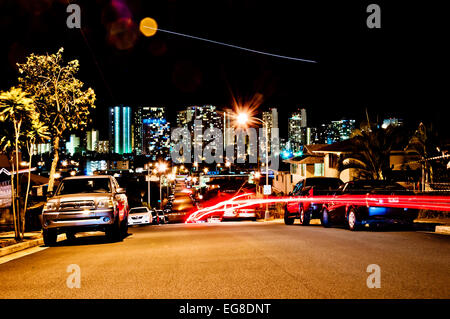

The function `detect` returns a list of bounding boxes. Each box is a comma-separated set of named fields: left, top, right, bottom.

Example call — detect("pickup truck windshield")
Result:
left=56, top=178, right=112, bottom=195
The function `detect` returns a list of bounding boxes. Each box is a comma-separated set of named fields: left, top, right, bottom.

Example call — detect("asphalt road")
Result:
left=0, top=220, right=449, bottom=299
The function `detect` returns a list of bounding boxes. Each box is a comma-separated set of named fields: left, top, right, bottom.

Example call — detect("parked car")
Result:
left=41, top=175, right=129, bottom=245
left=150, top=209, right=160, bottom=225
left=128, top=207, right=152, bottom=226
left=321, top=180, right=419, bottom=231
left=285, top=177, right=343, bottom=225
left=157, top=210, right=169, bottom=224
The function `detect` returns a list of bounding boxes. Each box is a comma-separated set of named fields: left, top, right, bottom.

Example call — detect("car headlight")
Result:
left=97, top=198, right=114, bottom=208
left=44, top=200, right=58, bottom=212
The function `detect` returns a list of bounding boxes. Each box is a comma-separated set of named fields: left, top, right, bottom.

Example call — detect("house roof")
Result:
left=297, top=156, right=325, bottom=164
left=312, top=139, right=355, bottom=154
left=304, top=144, right=328, bottom=155
left=284, top=155, right=324, bottom=164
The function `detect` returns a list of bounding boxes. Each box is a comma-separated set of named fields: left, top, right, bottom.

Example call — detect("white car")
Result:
left=128, top=207, right=152, bottom=226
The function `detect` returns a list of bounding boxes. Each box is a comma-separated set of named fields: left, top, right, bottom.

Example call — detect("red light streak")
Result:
left=186, top=194, right=450, bottom=223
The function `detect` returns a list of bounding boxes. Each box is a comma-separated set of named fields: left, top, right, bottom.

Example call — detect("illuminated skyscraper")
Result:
left=139, top=107, right=171, bottom=160
left=382, top=118, right=403, bottom=128
left=86, top=129, right=99, bottom=152
left=262, top=108, right=279, bottom=155
left=288, top=108, right=307, bottom=153
left=109, top=105, right=132, bottom=154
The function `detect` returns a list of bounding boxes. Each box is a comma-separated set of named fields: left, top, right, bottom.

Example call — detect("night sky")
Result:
left=0, top=0, right=448, bottom=140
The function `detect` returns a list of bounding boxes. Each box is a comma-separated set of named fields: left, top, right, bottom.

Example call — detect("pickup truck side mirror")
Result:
left=46, top=190, right=54, bottom=198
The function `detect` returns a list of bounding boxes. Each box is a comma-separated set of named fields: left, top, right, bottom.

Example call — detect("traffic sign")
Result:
left=263, top=185, right=272, bottom=195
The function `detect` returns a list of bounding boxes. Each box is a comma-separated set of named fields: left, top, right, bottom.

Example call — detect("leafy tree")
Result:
left=340, top=122, right=406, bottom=180
left=17, top=48, right=96, bottom=192
left=0, top=87, right=48, bottom=239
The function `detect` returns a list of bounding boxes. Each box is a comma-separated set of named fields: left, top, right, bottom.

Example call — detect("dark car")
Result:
left=285, top=177, right=343, bottom=225
left=157, top=210, right=169, bottom=224
left=164, top=193, right=195, bottom=223
left=321, top=180, right=419, bottom=231
left=150, top=209, right=160, bottom=225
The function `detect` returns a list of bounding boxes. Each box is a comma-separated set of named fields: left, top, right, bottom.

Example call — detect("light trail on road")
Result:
left=186, top=194, right=450, bottom=222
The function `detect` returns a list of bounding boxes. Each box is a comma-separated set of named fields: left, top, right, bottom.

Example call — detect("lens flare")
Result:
left=140, top=17, right=158, bottom=37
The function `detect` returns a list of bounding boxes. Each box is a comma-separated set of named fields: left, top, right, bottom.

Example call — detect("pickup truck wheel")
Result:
left=106, top=219, right=122, bottom=242
left=66, top=231, right=76, bottom=242
left=43, top=229, right=57, bottom=246
left=284, top=207, right=294, bottom=225
left=299, top=206, right=310, bottom=226
left=321, top=208, right=332, bottom=228
left=347, top=210, right=360, bottom=231
left=120, top=218, right=128, bottom=237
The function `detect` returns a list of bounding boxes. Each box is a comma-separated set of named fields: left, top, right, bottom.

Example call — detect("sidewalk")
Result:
left=0, top=231, right=44, bottom=257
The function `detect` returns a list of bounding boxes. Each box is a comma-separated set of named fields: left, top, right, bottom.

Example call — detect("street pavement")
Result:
left=0, top=220, right=449, bottom=299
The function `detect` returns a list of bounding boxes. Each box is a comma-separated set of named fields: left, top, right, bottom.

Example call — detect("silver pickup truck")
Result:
left=41, top=175, right=129, bottom=246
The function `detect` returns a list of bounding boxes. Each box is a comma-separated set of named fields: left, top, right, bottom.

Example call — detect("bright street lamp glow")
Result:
left=237, top=113, right=249, bottom=125
left=158, top=162, right=168, bottom=173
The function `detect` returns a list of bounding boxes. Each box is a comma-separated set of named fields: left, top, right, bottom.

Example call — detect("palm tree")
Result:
left=339, top=122, right=406, bottom=180
left=406, top=122, right=440, bottom=189
left=0, top=87, right=48, bottom=239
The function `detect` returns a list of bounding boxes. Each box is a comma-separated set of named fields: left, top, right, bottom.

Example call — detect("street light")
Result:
left=157, top=162, right=168, bottom=209
left=236, top=111, right=270, bottom=220
left=147, top=162, right=152, bottom=209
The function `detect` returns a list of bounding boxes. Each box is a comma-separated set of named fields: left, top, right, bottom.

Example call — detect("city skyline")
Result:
left=0, top=1, right=447, bottom=140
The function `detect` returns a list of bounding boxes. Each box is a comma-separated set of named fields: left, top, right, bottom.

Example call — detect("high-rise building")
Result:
left=262, top=108, right=279, bottom=155
left=141, top=107, right=171, bottom=160
left=382, top=118, right=403, bottom=129
left=65, top=134, right=80, bottom=156
left=133, top=106, right=171, bottom=158
left=331, top=119, right=356, bottom=141
left=96, top=140, right=109, bottom=154
left=288, top=109, right=307, bottom=153
left=86, top=129, right=99, bottom=152
left=109, top=105, right=132, bottom=154
left=176, top=105, right=223, bottom=162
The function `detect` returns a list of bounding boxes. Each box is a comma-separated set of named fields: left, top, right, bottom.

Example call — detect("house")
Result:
left=281, top=140, right=423, bottom=191
left=282, top=144, right=327, bottom=192
left=272, top=159, right=292, bottom=195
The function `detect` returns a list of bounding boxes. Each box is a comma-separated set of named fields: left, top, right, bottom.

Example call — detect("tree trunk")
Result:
left=14, top=123, right=23, bottom=241
left=10, top=159, right=19, bottom=240
left=22, top=142, right=33, bottom=237
left=47, top=136, right=60, bottom=193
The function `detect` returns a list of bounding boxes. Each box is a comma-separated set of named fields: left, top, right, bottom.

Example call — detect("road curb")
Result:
left=0, top=236, right=44, bottom=257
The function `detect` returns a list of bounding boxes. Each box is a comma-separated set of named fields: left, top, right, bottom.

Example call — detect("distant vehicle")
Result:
left=222, top=194, right=257, bottom=221
left=128, top=207, right=152, bottom=226
left=157, top=210, right=169, bottom=224
left=285, top=177, right=343, bottom=225
left=150, top=210, right=160, bottom=225
left=321, top=180, right=419, bottom=231
left=208, top=215, right=222, bottom=223
left=41, top=175, right=129, bottom=245
left=165, top=193, right=195, bottom=223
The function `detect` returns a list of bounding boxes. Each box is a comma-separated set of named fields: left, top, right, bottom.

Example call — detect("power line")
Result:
left=143, top=26, right=317, bottom=64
